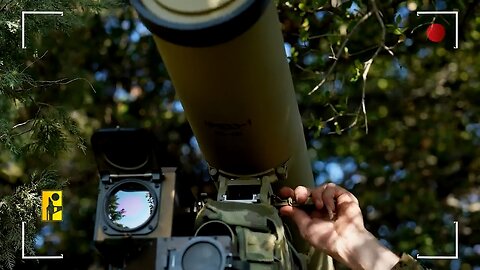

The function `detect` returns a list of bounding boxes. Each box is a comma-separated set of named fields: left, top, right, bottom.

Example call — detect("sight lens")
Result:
left=106, top=182, right=156, bottom=230
left=182, top=241, right=222, bottom=270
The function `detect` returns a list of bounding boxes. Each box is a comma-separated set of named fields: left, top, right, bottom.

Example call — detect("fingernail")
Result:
left=326, top=205, right=334, bottom=220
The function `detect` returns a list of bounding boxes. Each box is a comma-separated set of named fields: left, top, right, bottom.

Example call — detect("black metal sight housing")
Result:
left=91, top=128, right=176, bottom=268
left=91, top=128, right=238, bottom=270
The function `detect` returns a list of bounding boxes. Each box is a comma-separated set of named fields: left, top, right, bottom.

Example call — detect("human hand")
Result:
left=279, top=183, right=399, bottom=270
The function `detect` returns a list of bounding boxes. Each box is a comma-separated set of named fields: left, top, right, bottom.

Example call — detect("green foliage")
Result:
left=280, top=1, right=480, bottom=269
left=0, top=0, right=119, bottom=155
left=0, top=170, right=66, bottom=269
left=107, top=194, right=125, bottom=225
left=20, top=106, right=87, bottom=156
left=0, top=0, right=479, bottom=269
left=0, top=0, right=119, bottom=269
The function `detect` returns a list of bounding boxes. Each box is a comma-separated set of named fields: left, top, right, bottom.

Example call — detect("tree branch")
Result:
left=308, top=11, right=373, bottom=95
left=36, top=77, right=97, bottom=93
left=21, top=51, right=49, bottom=73
left=0, top=0, right=15, bottom=12
left=318, top=0, right=387, bottom=135
left=357, top=0, right=387, bottom=134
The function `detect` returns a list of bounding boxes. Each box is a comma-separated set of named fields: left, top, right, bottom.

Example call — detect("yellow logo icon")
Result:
left=41, top=191, right=63, bottom=222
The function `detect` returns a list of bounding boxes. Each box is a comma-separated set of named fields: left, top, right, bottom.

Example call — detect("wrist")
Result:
left=337, top=230, right=399, bottom=270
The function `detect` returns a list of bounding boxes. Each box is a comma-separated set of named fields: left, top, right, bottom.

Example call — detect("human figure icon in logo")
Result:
left=46, top=193, right=62, bottom=221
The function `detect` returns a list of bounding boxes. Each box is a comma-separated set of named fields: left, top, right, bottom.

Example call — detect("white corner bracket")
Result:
left=21, top=11, right=64, bottom=49
left=21, top=221, right=63, bottom=259
left=416, top=221, right=459, bottom=260
left=416, top=11, right=459, bottom=49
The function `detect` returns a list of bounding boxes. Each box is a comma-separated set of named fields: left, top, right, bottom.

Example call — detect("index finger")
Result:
left=278, top=186, right=295, bottom=198
left=312, top=183, right=359, bottom=206
left=294, top=186, right=312, bottom=204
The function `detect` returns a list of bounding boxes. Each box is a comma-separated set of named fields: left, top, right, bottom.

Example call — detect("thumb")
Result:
left=289, top=207, right=312, bottom=234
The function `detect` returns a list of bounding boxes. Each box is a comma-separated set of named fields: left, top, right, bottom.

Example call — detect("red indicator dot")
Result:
left=426, top=23, right=446, bottom=43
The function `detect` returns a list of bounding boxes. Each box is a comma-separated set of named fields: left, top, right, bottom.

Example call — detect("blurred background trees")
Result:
left=0, top=0, right=479, bottom=269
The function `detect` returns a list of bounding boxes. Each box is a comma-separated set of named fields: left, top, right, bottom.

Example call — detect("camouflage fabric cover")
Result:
left=196, top=200, right=431, bottom=270
left=391, top=254, right=430, bottom=270
left=195, top=199, right=283, bottom=232
left=195, top=199, right=301, bottom=270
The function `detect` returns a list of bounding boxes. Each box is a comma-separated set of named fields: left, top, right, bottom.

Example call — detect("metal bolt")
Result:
left=209, top=167, right=218, bottom=176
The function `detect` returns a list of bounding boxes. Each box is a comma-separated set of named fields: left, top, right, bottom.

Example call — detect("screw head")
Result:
left=209, top=167, right=218, bottom=176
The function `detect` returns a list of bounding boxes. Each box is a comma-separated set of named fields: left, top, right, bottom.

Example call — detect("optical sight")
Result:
left=92, top=128, right=176, bottom=268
